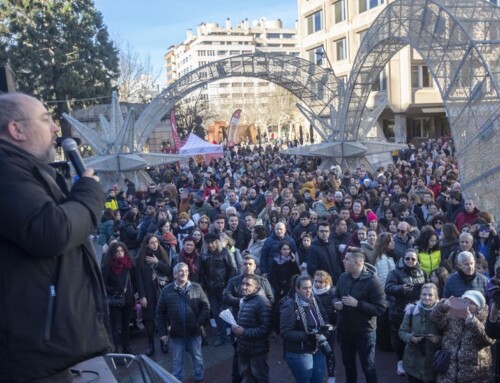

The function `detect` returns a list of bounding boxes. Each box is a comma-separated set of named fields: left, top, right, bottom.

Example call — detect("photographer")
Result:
left=280, top=275, right=334, bottom=383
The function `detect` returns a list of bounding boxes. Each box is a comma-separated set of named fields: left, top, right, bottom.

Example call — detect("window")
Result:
left=411, top=65, right=433, bottom=88
left=372, top=69, right=387, bottom=91
left=359, top=0, right=384, bottom=13
left=358, top=29, right=368, bottom=45
left=334, top=38, right=347, bottom=61
left=283, top=33, right=295, bottom=39
left=267, top=33, right=280, bottom=39
left=489, top=0, right=499, bottom=5
left=307, top=10, right=323, bottom=34
left=333, top=0, right=346, bottom=23
left=411, top=117, right=431, bottom=138
left=308, top=46, right=324, bottom=65
left=383, top=119, right=395, bottom=141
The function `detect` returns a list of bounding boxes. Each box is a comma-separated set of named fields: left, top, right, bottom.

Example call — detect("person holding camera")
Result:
left=431, top=290, right=494, bottom=383
left=333, top=247, right=386, bottom=383
left=280, top=275, right=332, bottom=383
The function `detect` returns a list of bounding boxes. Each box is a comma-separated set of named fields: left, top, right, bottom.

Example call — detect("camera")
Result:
left=312, top=325, right=334, bottom=356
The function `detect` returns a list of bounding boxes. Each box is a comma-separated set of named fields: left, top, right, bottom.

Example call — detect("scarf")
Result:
left=274, top=254, right=292, bottom=265
left=458, top=268, right=477, bottom=283
left=180, top=249, right=198, bottom=274
left=295, top=294, right=325, bottom=332
left=313, top=285, right=331, bottom=296
left=110, top=256, right=133, bottom=275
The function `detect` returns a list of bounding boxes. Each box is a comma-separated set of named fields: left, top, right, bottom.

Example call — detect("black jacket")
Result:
left=0, top=139, right=112, bottom=382
left=333, top=265, right=386, bottom=334
left=280, top=294, right=328, bottom=354
left=307, top=238, right=342, bottom=284
left=201, top=248, right=238, bottom=292
left=223, top=274, right=275, bottom=314
left=385, top=261, right=428, bottom=325
left=156, top=281, right=210, bottom=339
left=235, top=292, right=273, bottom=356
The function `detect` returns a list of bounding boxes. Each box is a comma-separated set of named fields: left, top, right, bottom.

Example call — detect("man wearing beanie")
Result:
left=443, top=251, right=489, bottom=298
left=189, top=191, right=212, bottom=223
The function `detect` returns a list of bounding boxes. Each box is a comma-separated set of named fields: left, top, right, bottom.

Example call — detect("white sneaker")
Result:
left=397, top=360, right=406, bottom=376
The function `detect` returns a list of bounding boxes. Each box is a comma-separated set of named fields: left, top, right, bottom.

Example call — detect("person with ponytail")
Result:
left=280, top=275, right=331, bottom=382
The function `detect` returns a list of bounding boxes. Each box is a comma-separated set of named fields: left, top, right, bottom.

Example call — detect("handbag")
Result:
left=433, top=349, right=450, bottom=373
left=107, top=272, right=130, bottom=308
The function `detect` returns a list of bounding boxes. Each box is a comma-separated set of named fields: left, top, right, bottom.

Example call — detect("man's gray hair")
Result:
left=457, top=251, right=474, bottom=264
left=459, top=232, right=473, bottom=242
left=0, top=93, right=27, bottom=134
left=173, top=262, right=189, bottom=273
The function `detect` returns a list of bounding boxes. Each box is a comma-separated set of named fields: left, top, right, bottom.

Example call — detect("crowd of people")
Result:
left=96, top=136, right=500, bottom=383
left=4, top=92, right=500, bottom=383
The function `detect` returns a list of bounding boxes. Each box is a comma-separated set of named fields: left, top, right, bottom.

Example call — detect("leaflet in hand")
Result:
left=219, top=308, right=238, bottom=326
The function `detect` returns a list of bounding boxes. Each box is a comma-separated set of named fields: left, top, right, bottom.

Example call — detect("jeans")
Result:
left=170, top=336, right=204, bottom=381
left=284, top=351, right=326, bottom=383
left=239, top=353, right=269, bottom=383
left=207, top=289, right=226, bottom=337
left=339, top=331, right=377, bottom=383
left=109, top=305, right=133, bottom=352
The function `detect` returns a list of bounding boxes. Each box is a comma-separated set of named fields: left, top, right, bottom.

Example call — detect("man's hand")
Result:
left=411, top=335, right=424, bottom=343
left=334, top=301, right=343, bottom=311
left=82, top=168, right=99, bottom=182
left=160, top=335, right=169, bottom=343
left=140, top=297, right=147, bottom=308
left=231, top=325, right=244, bottom=336
left=342, top=295, right=358, bottom=307
left=425, top=334, right=441, bottom=344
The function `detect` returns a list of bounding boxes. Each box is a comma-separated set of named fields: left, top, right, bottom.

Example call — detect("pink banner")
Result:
left=227, top=109, right=241, bottom=147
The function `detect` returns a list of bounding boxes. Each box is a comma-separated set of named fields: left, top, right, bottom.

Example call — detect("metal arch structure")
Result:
left=340, top=0, right=500, bottom=218
left=135, top=52, right=343, bottom=148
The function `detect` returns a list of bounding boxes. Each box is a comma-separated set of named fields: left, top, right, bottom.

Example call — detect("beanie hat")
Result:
left=366, top=211, right=378, bottom=223
left=404, top=216, right=418, bottom=228
left=461, top=290, right=485, bottom=311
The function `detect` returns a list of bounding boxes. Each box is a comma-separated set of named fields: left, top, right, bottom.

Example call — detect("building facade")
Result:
left=164, top=18, right=302, bottom=144
left=297, top=0, right=450, bottom=144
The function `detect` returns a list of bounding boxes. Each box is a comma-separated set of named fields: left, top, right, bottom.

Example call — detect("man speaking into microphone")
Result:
left=0, top=93, right=112, bottom=382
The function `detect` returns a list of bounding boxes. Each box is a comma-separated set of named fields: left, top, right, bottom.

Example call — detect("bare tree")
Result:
left=115, top=38, right=160, bottom=103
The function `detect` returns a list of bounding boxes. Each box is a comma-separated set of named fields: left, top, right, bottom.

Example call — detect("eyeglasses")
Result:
left=398, top=229, right=407, bottom=234
left=434, top=221, right=443, bottom=225
left=405, top=257, right=417, bottom=261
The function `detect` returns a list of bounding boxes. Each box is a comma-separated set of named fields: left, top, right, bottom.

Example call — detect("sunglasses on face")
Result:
left=405, top=257, right=417, bottom=261
left=398, top=229, right=407, bottom=234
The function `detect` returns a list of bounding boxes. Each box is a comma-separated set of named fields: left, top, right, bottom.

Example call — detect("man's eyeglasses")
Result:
left=405, top=257, right=417, bottom=262
left=434, top=221, right=443, bottom=225
left=398, top=229, right=407, bottom=234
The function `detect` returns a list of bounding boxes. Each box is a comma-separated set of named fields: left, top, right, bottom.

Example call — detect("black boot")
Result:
left=146, top=337, right=155, bottom=356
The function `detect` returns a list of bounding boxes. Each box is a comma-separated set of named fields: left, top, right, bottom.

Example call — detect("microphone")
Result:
left=55, top=136, right=82, bottom=147
left=61, top=138, right=87, bottom=177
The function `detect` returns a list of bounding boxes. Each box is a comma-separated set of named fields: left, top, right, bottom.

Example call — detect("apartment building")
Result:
left=164, top=18, right=302, bottom=143
left=298, top=0, right=450, bottom=144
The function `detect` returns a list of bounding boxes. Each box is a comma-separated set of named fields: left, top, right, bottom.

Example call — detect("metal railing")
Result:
left=106, top=353, right=181, bottom=383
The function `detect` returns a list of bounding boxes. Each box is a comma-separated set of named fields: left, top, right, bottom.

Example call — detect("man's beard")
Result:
left=40, top=145, right=57, bottom=163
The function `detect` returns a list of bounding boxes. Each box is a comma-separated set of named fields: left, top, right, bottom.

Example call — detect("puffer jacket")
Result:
left=0, top=139, right=112, bottom=382
left=280, top=294, right=328, bottom=354
left=418, top=249, right=441, bottom=275
left=235, top=292, right=273, bottom=356
left=307, top=238, right=342, bottom=284
left=431, top=301, right=494, bottom=383
left=260, top=232, right=297, bottom=274
left=398, top=301, right=441, bottom=381
left=156, top=281, right=210, bottom=339
left=385, top=260, right=428, bottom=325
left=333, top=264, right=386, bottom=334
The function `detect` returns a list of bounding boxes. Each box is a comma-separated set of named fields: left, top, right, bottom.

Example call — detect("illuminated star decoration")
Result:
left=62, top=92, right=186, bottom=189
